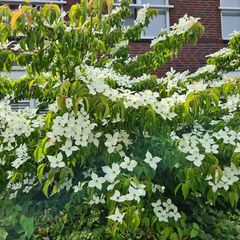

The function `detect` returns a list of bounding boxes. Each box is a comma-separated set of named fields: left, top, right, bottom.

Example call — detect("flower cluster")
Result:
left=0, top=101, right=41, bottom=144
left=206, top=48, right=234, bottom=58
left=191, top=64, right=216, bottom=77
left=104, top=130, right=132, bottom=153
left=213, top=127, right=239, bottom=146
left=89, top=194, right=105, bottom=205
left=11, top=144, right=30, bottom=169
left=150, top=35, right=167, bottom=48
left=157, top=68, right=189, bottom=92
left=134, top=4, right=149, bottom=25
left=77, top=65, right=193, bottom=121
left=178, top=133, right=205, bottom=167
left=152, top=199, right=181, bottom=222
left=219, top=94, right=240, bottom=113
left=111, top=40, right=129, bottom=54
left=47, top=106, right=98, bottom=150
left=6, top=172, right=38, bottom=199
left=207, top=165, right=240, bottom=192
left=47, top=109, right=96, bottom=148
left=170, top=14, right=200, bottom=36
left=111, top=181, right=146, bottom=203
left=151, top=15, right=200, bottom=47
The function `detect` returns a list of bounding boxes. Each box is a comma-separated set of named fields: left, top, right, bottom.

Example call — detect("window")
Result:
left=1, top=66, right=36, bottom=110
left=1, top=66, right=26, bottom=79
left=114, top=0, right=174, bottom=39
left=220, top=0, right=240, bottom=40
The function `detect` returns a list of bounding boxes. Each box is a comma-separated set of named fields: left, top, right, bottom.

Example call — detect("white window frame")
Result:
left=114, top=0, right=174, bottom=39
left=219, top=0, right=240, bottom=40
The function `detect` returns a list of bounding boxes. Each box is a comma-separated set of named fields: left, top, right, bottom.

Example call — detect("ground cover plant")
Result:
left=0, top=0, right=239, bottom=239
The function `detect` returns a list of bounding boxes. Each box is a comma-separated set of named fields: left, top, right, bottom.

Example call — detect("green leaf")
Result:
left=141, top=217, right=150, bottom=228
left=59, top=167, right=66, bottom=183
left=193, top=223, right=199, bottom=230
left=20, top=215, right=35, bottom=239
left=175, top=183, right=182, bottom=195
left=0, top=228, right=8, bottom=240
left=190, top=228, right=199, bottom=239
left=37, top=163, right=45, bottom=183
left=50, top=181, right=59, bottom=197
left=176, top=227, right=183, bottom=239
left=161, top=226, right=172, bottom=238
left=229, top=191, right=238, bottom=207
left=60, top=81, right=71, bottom=94
left=106, top=0, right=113, bottom=14
left=129, top=209, right=140, bottom=232
left=57, top=94, right=67, bottom=111
left=34, top=146, right=43, bottom=162
left=182, top=183, right=190, bottom=199
left=43, top=169, right=55, bottom=197
left=43, top=179, right=53, bottom=198
left=170, top=232, right=179, bottom=240
left=143, top=165, right=155, bottom=181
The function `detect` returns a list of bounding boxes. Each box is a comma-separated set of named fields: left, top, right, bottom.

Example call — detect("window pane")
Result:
left=142, top=12, right=166, bottom=38
left=221, top=0, right=240, bottom=7
left=222, top=12, right=240, bottom=39
left=141, top=0, right=166, bottom=5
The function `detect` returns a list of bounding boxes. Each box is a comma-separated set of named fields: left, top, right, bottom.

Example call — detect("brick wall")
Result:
left=130, top=0, right=227, bottom=75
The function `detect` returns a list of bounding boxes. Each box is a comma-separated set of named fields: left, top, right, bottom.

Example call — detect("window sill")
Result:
left=113, top=3, right=174, bottom=10
left=219, top=6, right=240, bottom=11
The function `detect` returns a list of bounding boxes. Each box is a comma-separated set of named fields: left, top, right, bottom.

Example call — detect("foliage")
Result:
left=0, top=0, right=239, bottom=239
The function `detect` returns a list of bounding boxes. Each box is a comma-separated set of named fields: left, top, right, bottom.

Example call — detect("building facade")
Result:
left=0, top=0, right=239, bottom=75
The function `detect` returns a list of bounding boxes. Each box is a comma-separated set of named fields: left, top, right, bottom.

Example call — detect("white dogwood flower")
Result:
left=144, top=151, right=162, bottom=170
left=102, top=163, right=121, bottom=183
left=186, top=150, right=205, bottom=167
left=152, top=184, right=165, bottom=193
left=104, top=133, right=119, bottom=153
left=60, top=139, right=79, bottom=157
left=110, top=190, right=126, bottom=202
left=107, top=180, right=120, bottom=191
left=88, top=194, right=105, bottom=205
left=120, top=156, right=137, bottom=172
left=0, top=158, right=6, bottom=166
left=72, top=181, right=86, bottom=193
left=47, top=153, right=66, bottom=168
left=152, top=199, right=181, bottom=222
left=107, top=207, right=126, bottom=224
left=88, top=173, right=106, bottom=190
left=125, top=182, right=146, bottom=203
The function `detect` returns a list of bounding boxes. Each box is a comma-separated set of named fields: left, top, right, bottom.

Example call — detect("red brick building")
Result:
left=1, top=0, right=239, bottom=75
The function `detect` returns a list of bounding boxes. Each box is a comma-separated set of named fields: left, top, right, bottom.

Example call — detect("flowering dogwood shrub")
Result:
left=0, top=0, right=239, bottom=239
